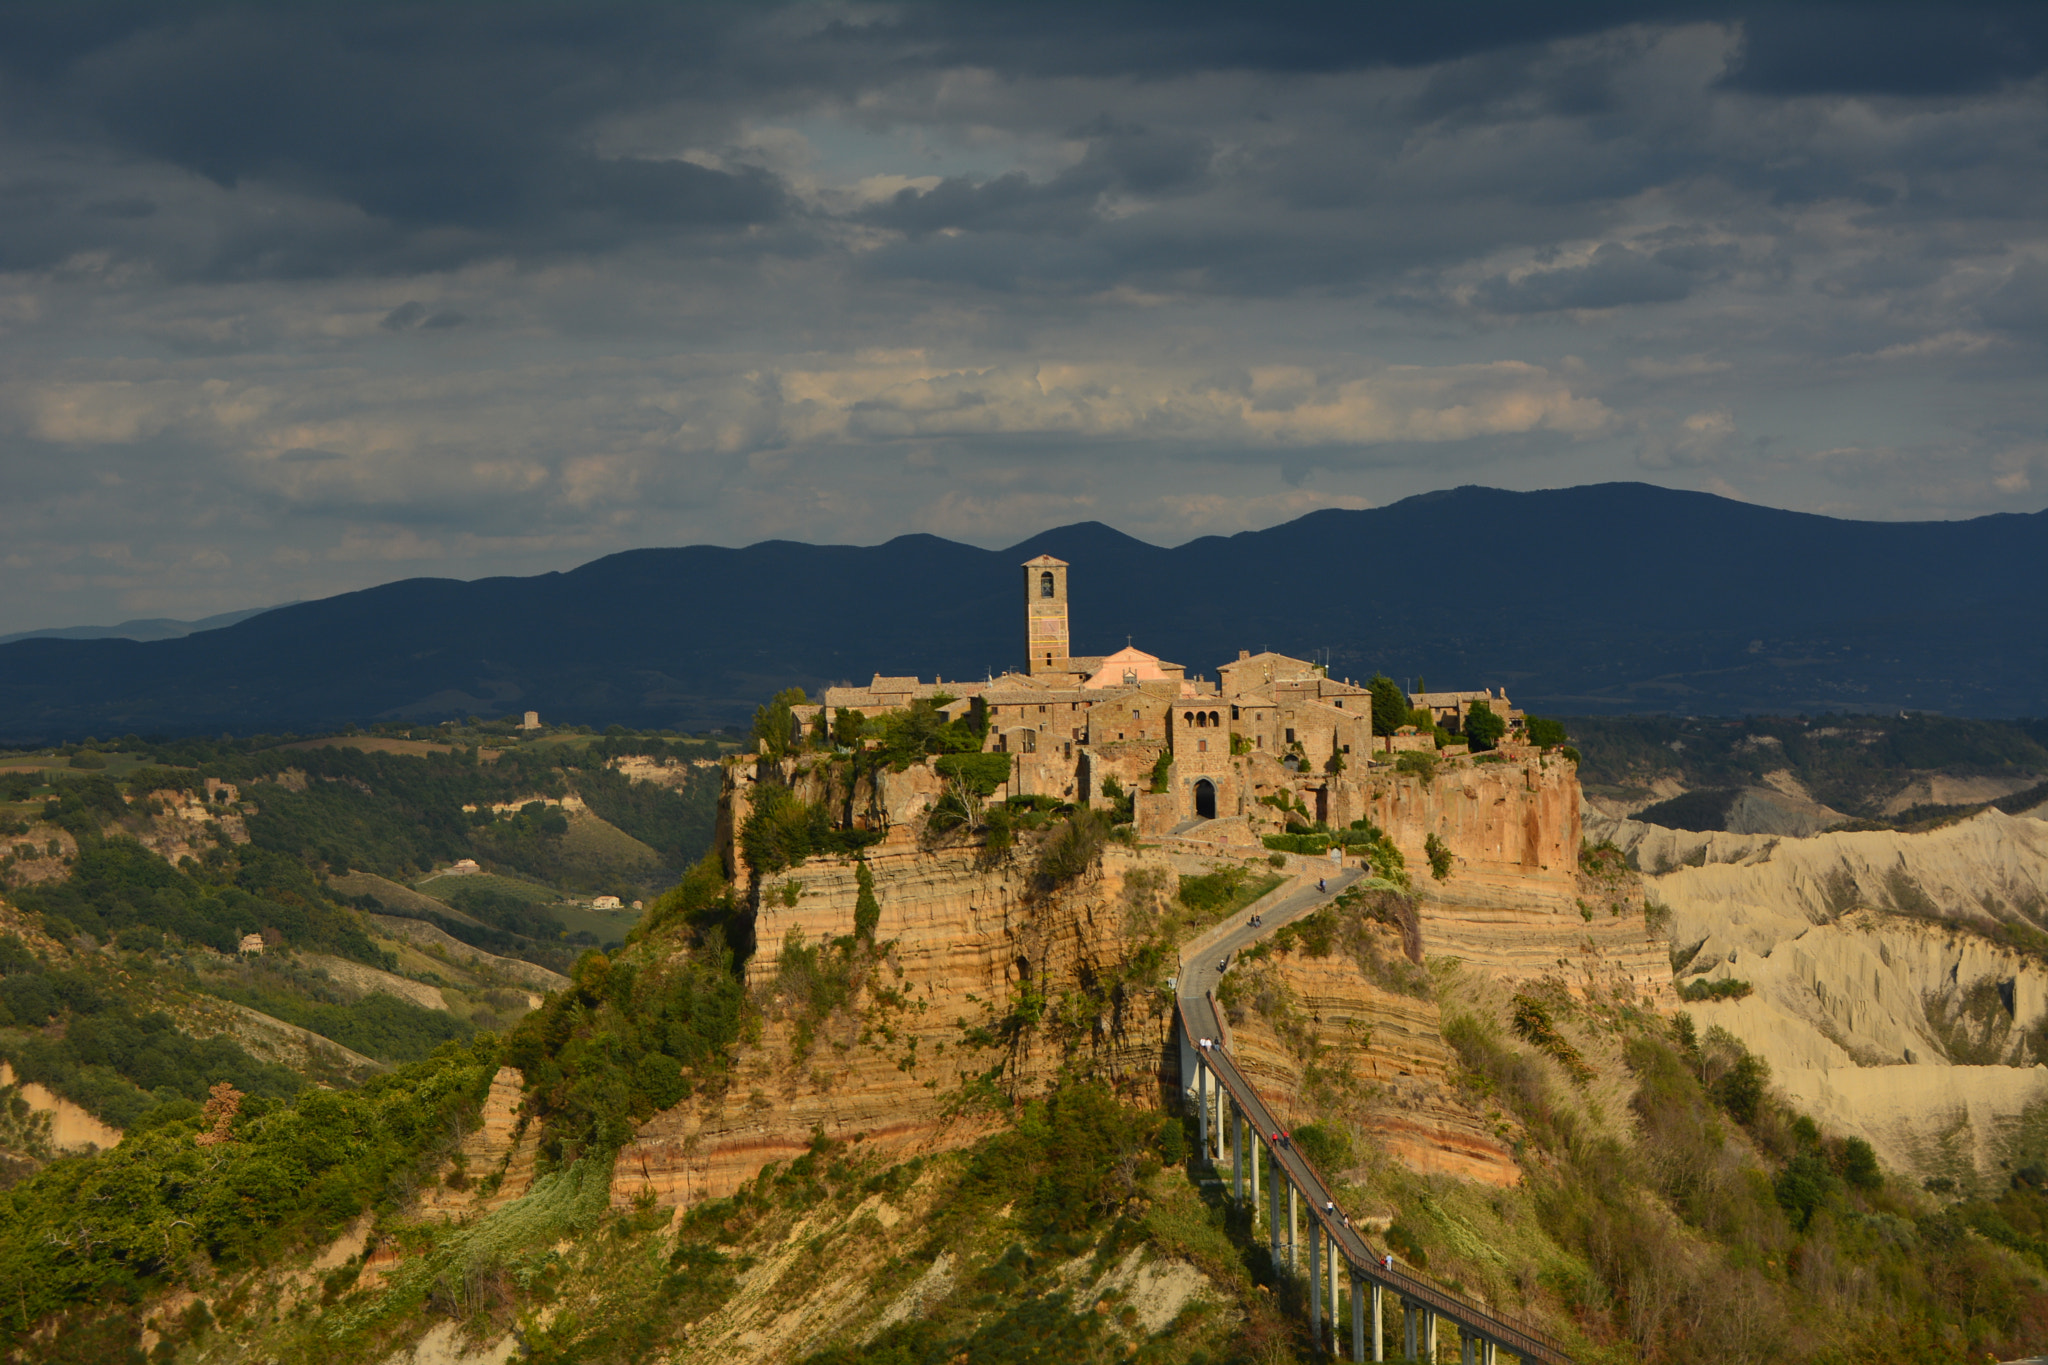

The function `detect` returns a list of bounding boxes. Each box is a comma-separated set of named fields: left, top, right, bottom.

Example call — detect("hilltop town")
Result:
left=806, top=554, right=1539, bottom=843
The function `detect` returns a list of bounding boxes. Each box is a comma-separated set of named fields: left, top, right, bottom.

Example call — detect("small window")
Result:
left=1209, top=711, right=1220, bottom=727
left=1286, top=728, right=1296, bottom=744
left=1040, top=570, right=1055, bottom=598
left=1231, top=706, right=1239, bottom=721
left=1023, top=731, right=1037, bottom=753
left=1197, top=738, right=1208, bottom=753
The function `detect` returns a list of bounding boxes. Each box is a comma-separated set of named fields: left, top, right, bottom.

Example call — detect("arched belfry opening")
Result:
left=1194, top=778, right=1217, bottom=820
left=1040, top=570, right=1056, bottom=598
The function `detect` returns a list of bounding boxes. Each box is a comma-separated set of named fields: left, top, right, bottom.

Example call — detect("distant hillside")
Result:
left=0, top=483, right=2041, bottom=742
left=0, top=603, right=293, bottom=647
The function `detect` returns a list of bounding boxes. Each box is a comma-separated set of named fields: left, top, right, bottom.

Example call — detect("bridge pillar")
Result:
left=1481, top=1340, right=1496, bottom=1365
left=1233, top=1105, right=1243, bottom=1201
left=1370, top=1282, right=1383, bottom=1362
left=1250, top=1127, right=1260, bottom=1224
left=1267, top=1151, right=1280, bottom=1265
left=1288, top=1183, right=1299, bottom=1271
left=1329, top=1232, right=1341, bottom=1345
left=1402, top=1302, right=1416, bottom=1361
left=1461, top=1329, right=1475, bottom=1365
left=1351, top=1267, right=1364, bottom=1362
left=1423, top=1308, right=1437, bottom=1361
left=1196, top=1057, right=1209, bottom=1162
left=1309, top=1218, right=1322, bottom=1350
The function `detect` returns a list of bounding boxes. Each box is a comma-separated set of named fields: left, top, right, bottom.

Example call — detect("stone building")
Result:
left=802, top=555, right=1522, bottom=835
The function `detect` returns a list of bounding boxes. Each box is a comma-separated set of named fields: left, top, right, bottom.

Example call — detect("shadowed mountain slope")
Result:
left=0, top=483, right=2041, bottom=741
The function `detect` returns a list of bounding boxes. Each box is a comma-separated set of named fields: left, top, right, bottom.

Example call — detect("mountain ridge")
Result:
left=0, top=482, right=2041, bottom=741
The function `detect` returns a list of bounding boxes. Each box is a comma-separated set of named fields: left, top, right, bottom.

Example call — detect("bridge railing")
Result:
left=1178, top=1000, right=1575, bottom=1365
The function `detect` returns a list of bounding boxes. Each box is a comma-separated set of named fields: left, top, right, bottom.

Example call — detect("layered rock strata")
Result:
left=612, top=840, right=1179, bottom=1210
left=1218, top=946, right=1518, bottom=1186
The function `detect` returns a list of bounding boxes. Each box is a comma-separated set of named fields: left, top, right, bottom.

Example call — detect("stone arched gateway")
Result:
left=1194, top=777, right=1217, bottom=820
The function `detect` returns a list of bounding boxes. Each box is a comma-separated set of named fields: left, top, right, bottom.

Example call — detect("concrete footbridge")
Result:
left=1175, top=866, right=1574, bottom=1365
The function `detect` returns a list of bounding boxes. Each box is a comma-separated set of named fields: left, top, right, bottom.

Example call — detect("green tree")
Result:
left=1465, top=700, right=1506, bottom=752
left=831, top=707, right=866, bottom=749
left=1525, top=714, right=1569, bottom=749
left=853, top=858, right=881, bottom=941
left=1368, top=674, right=1409, bottom=737
left=1147, top=751, right=1172, bottom=794
left=1325, top=733, right=1345, bottom=774
left=751, top=687, right=808, bottom=759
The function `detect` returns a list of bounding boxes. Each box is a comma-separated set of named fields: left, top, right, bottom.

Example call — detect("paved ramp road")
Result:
left=1180, top=866, right=1365, bottom=1008
left=1177, top=868, right=1576, bottom=1365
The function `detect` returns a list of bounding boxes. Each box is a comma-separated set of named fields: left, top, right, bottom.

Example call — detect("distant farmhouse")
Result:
left=804, top=556, right=1524, bottom=836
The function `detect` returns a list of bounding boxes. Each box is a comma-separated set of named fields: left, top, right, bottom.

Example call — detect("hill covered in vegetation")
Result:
left=0, top=483, right=2041, bottom=744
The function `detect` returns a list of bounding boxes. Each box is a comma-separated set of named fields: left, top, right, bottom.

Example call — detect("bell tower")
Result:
left=1022, top=554, right=1070, bottom=675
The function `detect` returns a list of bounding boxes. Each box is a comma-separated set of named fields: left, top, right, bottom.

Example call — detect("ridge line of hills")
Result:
left=1, top=481, right=2041, bottom=743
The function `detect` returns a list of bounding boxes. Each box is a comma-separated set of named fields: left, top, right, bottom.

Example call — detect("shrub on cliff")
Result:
left=853, top=858, right=881, bottom=941
left=1098, top=775, right=1135, bottom=824
left=504, top=935, right=747, bottom=1165
left=1394, top=750, right=1438, bottom=783
left=1425, top=832, right=1453, bottom=881
left=1033, top=809, right=1113, bottom=891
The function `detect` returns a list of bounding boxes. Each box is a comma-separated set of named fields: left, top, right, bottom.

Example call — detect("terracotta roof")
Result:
left=1081, top=645, right=1184, bottom=690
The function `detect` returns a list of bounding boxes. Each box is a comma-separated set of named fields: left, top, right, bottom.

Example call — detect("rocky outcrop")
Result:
left=1353, top=760, right=1671, bottom=1006
left=1219, top=946, right=1518, bottom=1186
left=417, top=1066, right=539, bottom=1220
left=0, top=822, right=78, bottom=889
left=0, top=1060, right=121, bottom=1153
left=135, top=786, right=249, bottom=865
left=612, top=840, right=1180, bottom=1210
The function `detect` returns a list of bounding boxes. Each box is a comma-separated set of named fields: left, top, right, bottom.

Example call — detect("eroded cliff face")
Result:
left=1217, top=943, right=1518, bottom=1186
left=1364, top=759, right=1671, bottom=1008
left=1631, top=810, right=2048, bottom=1178
left=611, top=839, right=1180, bottom=1210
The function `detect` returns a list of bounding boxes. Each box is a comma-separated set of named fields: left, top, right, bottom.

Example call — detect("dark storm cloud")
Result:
left=1476, top=242, right=1728, bottom=313
left=0, top=2, right=2038, bottom=282
left=0, top=6, right=792, bottom=274
left=0, top=1, right=2044, bottom=638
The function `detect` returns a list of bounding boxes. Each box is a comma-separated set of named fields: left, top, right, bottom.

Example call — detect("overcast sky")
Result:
left=1, top=2, right=2044, bottom=634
